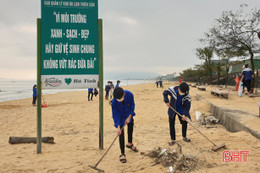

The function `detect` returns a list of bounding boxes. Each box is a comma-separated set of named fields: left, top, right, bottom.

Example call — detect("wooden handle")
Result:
left=94, top=125, right=126, bottom=167
left=169, top=106, right=217, bottom=146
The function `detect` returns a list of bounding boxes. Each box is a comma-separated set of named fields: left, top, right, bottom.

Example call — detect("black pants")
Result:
left=32, top=96, right=37, bottom=105
left=119, top=119, right=134, bottom=155
left=105, top=91, right=109, bottom=99
left=169, top=115, right=187, bottom=140
left=88, top=91, right=93, bottom=101
left=244, top=80, right=252, bottom=92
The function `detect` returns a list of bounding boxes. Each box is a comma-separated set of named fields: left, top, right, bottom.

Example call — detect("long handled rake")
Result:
left=89, top=125, right=125, bottom=172
left=169, top=106, right=226, bottom=151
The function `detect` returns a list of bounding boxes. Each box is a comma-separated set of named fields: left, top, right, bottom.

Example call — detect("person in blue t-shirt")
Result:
left=240, top=64, right=254, bottom=93
left=163, top=82, right=191, bottom=146
left=111, top=87, right=138, bottom=163
left=88, top=88, right=93, bottom=101
left=115, top=80, right=120, bottom=88
left=32, top=84, right=37, bottom=106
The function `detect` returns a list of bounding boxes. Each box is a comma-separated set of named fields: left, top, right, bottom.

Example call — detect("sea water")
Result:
left=0, top=79, right=154, bottom=102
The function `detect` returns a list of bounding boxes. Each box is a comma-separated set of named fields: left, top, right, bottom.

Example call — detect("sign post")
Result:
left=37, top=18, right=42, bottom=154
left=38, top=0, right=101, bottom=153
left=98, top=19, right=103, bottom=150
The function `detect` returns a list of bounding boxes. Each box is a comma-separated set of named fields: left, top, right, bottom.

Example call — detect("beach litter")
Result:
left=196, top=111, right=219, bottom=125
left=146, top=143, right=198, bottom=172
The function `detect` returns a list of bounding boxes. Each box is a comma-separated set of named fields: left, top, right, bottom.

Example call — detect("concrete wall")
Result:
left=195, top=93, right=260, bottom=139
left=210, top=103, right=260, bottom=140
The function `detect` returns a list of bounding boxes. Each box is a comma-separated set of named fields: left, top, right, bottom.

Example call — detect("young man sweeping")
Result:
left=163, top=82, right=191, bottom=146
left=111, top=87, right=138, bottom=163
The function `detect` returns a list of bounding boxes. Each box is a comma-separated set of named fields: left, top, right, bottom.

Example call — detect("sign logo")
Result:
left=65, top=78, right=72, bottom=85
left=44, top=77, right=62, bottom=87
left=223, top=150, right=250, bottom=162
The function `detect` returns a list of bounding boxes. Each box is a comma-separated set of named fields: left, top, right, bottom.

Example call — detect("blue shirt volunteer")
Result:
left=111, top=90, right=135, bottom=127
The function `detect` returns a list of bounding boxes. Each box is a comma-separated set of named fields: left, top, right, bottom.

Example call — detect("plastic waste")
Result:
left=238, top=82, right=243, bottom=97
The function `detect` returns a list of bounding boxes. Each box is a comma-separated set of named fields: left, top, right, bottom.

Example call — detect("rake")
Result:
left=169, top=106, right=226, bottom=151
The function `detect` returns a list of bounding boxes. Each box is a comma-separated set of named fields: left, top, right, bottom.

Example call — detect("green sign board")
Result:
left=41, top=0, right=98, bottom=89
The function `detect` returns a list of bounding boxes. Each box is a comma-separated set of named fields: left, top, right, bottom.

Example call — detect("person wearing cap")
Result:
left=115, top=80, right=120, bottom=88
left=240, top=64, right=254, bottom=93
left=163, top=82, right=191, bottom=146
left=111, top=87, right=138, bottom=163
left=32, top=84, right=37, bottom=106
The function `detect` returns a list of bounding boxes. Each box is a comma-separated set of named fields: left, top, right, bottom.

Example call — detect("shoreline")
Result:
left=0, top=79, right=155, bottom=103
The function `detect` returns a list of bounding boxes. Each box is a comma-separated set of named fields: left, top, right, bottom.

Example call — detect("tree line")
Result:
left=180, top=4, right=260, bottom=87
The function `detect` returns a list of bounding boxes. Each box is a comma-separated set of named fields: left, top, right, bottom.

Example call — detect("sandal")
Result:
left=183, top=137, right=191, bottom=142
left=119, top=154, right=127, bottom=163
left=169, top=140, right=176, bottom=146
left=126, top=144, right=138, bottom=152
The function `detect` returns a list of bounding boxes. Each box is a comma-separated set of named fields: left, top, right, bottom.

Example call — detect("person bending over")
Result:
left=111, top=87, right=138, bottom=163
left=163, top=82, right=191, bottom=146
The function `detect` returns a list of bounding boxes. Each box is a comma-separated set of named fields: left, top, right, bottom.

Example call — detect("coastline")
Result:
left=0, top=79, right=155, bottom=103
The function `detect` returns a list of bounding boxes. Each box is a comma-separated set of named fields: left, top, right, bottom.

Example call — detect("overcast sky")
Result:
left=0, top=0, right=259, bottom=80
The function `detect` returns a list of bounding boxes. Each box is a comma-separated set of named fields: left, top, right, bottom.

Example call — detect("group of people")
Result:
left=111, top=82, right=191, bottom=163
left=32, top=79, right=191, bottom=164
left=155, top=80, right=163, bottom=88
left=87, top=88, right=98, bottom=101
left=32, top=80, right=122, bottom=105
left=105, top=80, right=120, bottom=100
left=32, top=85, right=99, bottom=105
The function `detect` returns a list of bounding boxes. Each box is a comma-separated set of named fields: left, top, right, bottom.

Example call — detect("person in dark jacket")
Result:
left=163, top=82, right=191, bottom=146
left=105, top=81, right=111, bottom=100
left=32, top=84, right=37, bottom=106
left=240, top=64, right=254, bottom=93
left=93, top=88, right=98, bottom=97
left=111, top=87, right=138, bottom=163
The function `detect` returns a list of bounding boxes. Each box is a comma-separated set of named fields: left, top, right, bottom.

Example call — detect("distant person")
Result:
left=94, top=88, right=98, bottom=97
left=115, top=80, right=121, bottom=88
left=105, top=81, right=111, bottom=100
left=88, top=88, right=93, bottom=101
left=32, top=84, right=37, bottom=106
left=240, top=64, right=254, bottom=93
left=163, top=82, right=191, bottom=146
left=159, top=80, right=163, bottom=88
left=241, top=65, right=246, bottom=92
left=109, top=81, right=115, bottom=99
left=111, top=87, right=138, bottom=163
left=179, top=78, right=182, bottom=84
left=156, top=81, right=159, bottom=88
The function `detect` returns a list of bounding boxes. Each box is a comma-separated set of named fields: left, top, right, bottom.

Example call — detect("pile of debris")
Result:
left=195, top=111, right=219, bottom=127
left=146, top=143, right=198, bottom=173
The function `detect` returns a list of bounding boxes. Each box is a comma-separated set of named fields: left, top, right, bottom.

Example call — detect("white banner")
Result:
left=41, top=75, right=98, bottom=89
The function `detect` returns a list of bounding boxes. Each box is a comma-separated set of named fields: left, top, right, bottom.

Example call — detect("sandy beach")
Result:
left=0, top=82, right=260, bottom=173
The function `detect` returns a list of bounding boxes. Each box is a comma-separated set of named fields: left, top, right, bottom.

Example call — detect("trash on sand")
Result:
left=146, top=143, right=198, bottom=172
left=206, top=116, right=219, bottom=124
left=195, top=111, right=202, bottom=121
left=166, top=166, right=173, bottom=173
left=196, top=111, right=219, bottom=125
